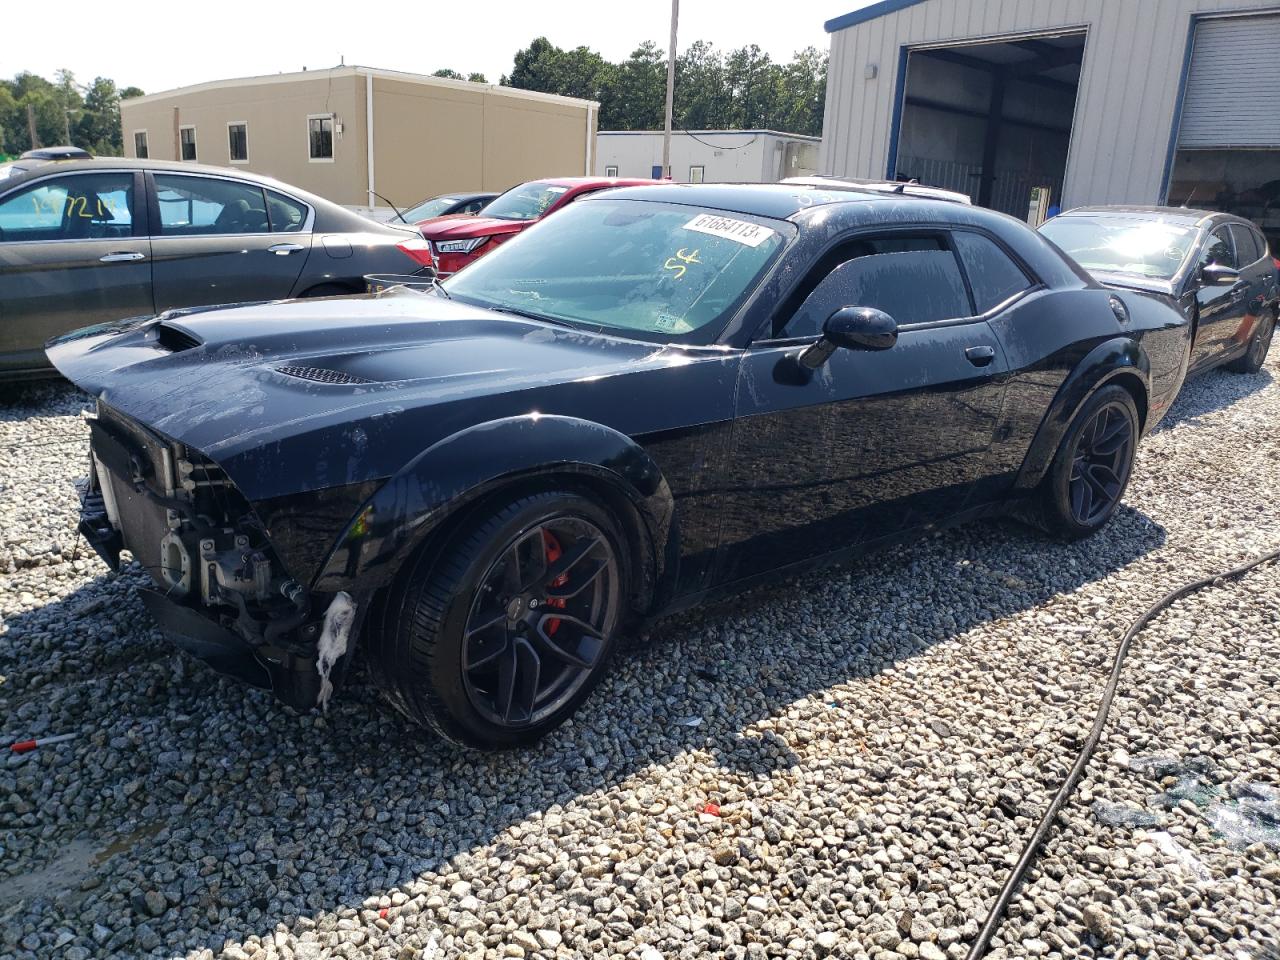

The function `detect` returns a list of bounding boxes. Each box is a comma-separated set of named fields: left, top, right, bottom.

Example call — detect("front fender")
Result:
left=1014, top=336, right=1150, bottom=492
left=311, top=414, right=676, bottom=603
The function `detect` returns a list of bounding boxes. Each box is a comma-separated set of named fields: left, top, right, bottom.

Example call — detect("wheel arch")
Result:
left=310, top=415, right=677, bottom=618
left=1013, top=337, right=1151, bottom=493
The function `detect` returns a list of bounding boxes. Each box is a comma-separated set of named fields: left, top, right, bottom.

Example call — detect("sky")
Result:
left=6, top=0, right=871, bottom=94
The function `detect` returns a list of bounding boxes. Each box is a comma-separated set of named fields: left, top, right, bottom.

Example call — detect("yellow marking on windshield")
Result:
left=663, top=247, right=701, bottom=280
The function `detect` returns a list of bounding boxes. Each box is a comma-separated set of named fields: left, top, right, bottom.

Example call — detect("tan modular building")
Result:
left=120, top=67, right=599, bottom=214
left=820, top=0, right=1280, bottom=246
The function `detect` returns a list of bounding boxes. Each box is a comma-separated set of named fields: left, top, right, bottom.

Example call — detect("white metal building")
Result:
left=594, top=130, right=819, bottom=183
left=820, top=0, right=1280, bottom=244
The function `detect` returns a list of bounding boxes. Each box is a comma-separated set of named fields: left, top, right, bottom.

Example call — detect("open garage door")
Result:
left=891, top=32, right=1084, bottom=220
left=1169, top=13, right=1280, bottom=254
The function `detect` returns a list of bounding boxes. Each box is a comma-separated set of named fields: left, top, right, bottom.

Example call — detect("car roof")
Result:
left=1054, top=205, right=1240, bottom=228
left=536, top=176, right=664, bottom=189
left=594, top=181, right=905, bottom=220
left=0, top=157, right=315, bottom=196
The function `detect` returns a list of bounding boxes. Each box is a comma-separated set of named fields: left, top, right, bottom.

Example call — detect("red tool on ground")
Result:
left=9, top=733, right=77, bottom=753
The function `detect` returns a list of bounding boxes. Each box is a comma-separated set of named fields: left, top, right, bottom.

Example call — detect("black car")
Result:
left=1040, top=206, right=1279, bottom=377
left=0, top=157, right=433, bottom=380
left=389, top=191, right=498, bottom=224
left=50, top=183, right=1189, bottom=748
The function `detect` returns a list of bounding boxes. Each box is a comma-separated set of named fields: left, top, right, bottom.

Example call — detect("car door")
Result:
left=1227, top=223, right=1272, bottom=354
left=147, top=172, right=312, bottom=311
left=1189, top=225, right=1248, bottom=368
left=0, top=169, right=151, bottom=376
left=713, top=229, right=1009, bottom=586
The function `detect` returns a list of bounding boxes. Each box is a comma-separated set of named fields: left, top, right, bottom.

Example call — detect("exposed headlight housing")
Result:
left=434, top=236, right=488, bottom=254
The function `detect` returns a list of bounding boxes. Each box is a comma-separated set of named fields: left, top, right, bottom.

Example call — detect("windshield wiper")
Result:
left=485, top=305, right=573, bottom=327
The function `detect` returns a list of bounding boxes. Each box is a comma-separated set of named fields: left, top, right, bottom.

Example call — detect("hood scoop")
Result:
left=275, top=364, right=374, bottom=385
left=154, top=322, right=203, bottom=353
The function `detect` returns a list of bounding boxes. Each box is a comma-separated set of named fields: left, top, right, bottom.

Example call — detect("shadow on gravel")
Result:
left=1152, top=365, right=1273, bottom=432
left=1, top=485, right=1167, bottom=955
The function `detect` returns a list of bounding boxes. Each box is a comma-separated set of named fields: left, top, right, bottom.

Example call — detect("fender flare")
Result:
left=311, top=414, right=677, bottom=612
left=1013, top=337, right=1151, bottom=493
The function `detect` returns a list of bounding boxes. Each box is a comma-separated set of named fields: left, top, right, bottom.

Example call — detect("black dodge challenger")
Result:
left=50, top=183, right=1190, bottom=748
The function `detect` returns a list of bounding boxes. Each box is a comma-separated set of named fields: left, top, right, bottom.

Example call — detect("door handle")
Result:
left=99, top=251, right=145, bottom=263
left=965, top=345, right=996, bottom=367
left=268, top=243, right=305, bottom=255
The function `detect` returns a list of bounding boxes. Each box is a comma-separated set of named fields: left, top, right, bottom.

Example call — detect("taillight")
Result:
left=396, top=237, right=435, bottom=268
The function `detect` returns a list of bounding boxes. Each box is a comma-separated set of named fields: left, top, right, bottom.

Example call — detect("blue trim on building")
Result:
left=1159, top=14, right=1200, bottom=204
left=825, top=0, right=929, bottom=34
left=884, top=47, right=910, bottom=179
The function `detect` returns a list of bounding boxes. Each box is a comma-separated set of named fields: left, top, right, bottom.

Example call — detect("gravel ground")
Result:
left=1, top=359, right=1278, bottom=960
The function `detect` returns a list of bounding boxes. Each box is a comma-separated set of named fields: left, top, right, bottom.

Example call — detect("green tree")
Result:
left=604, top=42, right=665, bottom=130
left=432, top=69, right=464, bottom=80
left=78, top=77, right=121, bottom=155
left=467, top=72, right=487, bottom=84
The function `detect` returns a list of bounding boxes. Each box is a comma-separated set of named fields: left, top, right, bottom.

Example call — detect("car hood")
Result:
left=47, top=291, right=697, bottom=502
left=419, top=215, right=529, bottom=240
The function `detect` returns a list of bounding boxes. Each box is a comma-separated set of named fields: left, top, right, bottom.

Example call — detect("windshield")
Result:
left=444, top=198, right=787, bottom=342
left=482, top=182, right=572, bottom=221
left=1040, top=215, right=1196, bottom=280
left=403, top=196, right=460, bottom=221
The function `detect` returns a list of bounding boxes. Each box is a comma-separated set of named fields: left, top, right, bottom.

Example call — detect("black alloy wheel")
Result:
left=1067, top=400, right=1135, bottom=527
left=462, top=518, right=619, bottom=727
left=369, top=490, right=628, bottom=749
left=1039, top=384, right=1139, bottom=540
left=1231, top=311, right=1275, bottom=373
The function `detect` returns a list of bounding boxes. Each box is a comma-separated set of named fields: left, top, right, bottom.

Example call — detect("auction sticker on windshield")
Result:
left=683, top=213, right=774, bottom=247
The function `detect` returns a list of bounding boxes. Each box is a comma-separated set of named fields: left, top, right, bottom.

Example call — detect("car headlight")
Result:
left=434, top=237, right=488, bottom=254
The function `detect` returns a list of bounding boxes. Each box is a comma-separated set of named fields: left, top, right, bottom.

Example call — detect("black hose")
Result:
left=965, top=545, right=1280, bottom=960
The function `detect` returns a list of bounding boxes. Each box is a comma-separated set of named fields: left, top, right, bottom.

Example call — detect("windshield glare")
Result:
left=1040, top=216, right=1195, bottom=280
left=444, top=198, right=786, bottom=341
left=404, top=196, right=459, bottom=221
left=483, top=182, right=571, bottom=221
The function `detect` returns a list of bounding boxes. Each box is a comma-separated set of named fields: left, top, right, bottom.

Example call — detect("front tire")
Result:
left=372, top=490, right=628, bottom=749
left=1227, top=311, right=1275, bottom=374
left=1039, top=385, right=1139, bottom=540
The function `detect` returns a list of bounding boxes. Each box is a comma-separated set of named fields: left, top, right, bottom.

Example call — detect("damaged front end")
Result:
left=79, top=402, right=359, bottom=710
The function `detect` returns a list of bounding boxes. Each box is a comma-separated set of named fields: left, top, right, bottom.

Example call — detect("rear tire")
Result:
left=370, top=490, right=628, bottom=749
left=1227, top=311, right=1275, bottom=374
left=1039, top=385, right=1139, bottom=540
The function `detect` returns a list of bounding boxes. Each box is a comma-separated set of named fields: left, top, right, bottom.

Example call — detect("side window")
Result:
left=133, top=131, right=148, bottom=159
left=0, top=173, right=134, bottom=242
left=689, top=165, right=706, bottom=183
left=1229, top=224, right=1260, bottom=266
left=953, top=232, right=1032, bottom=313
left=1201, top=228, right=1237, bottom=269
left=779, top=235, right=971, bottom=338
left=605, top=165, right=619, bottom=177
left=265, top=190, right=308, bottom=233
left=154, top=174, right=270, bottom=236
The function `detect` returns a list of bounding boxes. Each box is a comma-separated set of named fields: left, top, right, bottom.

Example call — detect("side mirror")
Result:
left=1201, top=262, right=1241, bottom=286
left=798, top=306, right=899, bottom=370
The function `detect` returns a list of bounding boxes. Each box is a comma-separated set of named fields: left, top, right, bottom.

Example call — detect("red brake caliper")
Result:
left=542, top=529, right=568, bottom=635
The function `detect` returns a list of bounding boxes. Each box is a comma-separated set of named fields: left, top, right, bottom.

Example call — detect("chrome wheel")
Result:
left=1250, top=313, right=1274, bottom=368
left=1068, top=400, right=1134, bottom=526
left=461, top=517, right=620, bottom=728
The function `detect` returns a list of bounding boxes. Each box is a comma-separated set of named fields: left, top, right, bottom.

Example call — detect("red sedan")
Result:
left=418, top=176, right=662, bottom=276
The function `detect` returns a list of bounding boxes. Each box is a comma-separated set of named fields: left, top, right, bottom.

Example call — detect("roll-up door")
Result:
left=1177, top=14, right=1280, bottom=148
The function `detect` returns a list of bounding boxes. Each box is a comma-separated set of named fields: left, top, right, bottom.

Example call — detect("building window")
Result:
left=308, top=115, right=334, bottom=161
left=227, top=122, right=248, bottom=163
left=605, top=165, right=619, bottom=177
left=133, top=131, right=148, bottom=159
left=179, top=125, right=197, bottom=162
left=689, top=165, right=705, bottom=183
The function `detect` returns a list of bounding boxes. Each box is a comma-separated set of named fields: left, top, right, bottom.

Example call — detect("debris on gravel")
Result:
left=1, top=361, right=1278, bottom=960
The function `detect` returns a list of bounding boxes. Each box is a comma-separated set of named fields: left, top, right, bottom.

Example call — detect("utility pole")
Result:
left=63, top=108, right=72, bottom=146
left=27, top=103, right=39, bottom=149
left=662, top=0, right=679, bottom=179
